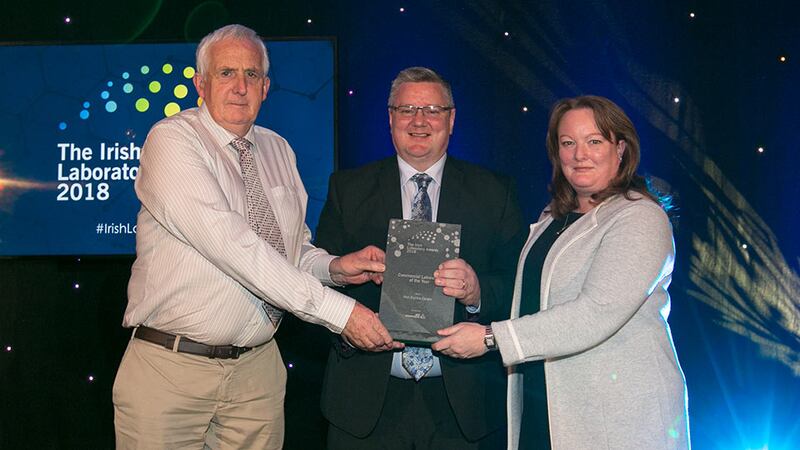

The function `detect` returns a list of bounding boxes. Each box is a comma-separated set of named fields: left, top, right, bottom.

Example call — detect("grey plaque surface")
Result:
left=379, top=219, right=461, bottom=345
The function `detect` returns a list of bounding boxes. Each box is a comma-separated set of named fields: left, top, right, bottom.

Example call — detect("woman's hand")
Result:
left=432, top=322, right=489, bottom=359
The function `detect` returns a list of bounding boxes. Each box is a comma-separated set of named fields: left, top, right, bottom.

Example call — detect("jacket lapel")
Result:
left=376, top=157, right=404, bottom=225
left=437, top=158, right=464, bottom=224
left=539, top=200, right=609, bottom=309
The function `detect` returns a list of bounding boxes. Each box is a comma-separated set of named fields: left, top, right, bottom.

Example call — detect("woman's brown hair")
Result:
left=545, top=95, right=657, bottom=218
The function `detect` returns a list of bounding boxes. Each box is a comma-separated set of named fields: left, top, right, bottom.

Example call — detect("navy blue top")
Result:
left=518, top=211, right=583, bottom=449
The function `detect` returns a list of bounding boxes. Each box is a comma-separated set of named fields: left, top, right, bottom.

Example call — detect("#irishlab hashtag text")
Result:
left=95, top=223, right=137, bottom=235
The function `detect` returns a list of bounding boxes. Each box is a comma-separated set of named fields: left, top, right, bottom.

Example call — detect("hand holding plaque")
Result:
left=378, top=219, right=461, bottom=345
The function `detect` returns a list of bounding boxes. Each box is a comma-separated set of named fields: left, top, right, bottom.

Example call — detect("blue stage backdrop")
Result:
left=0, top=39, right=334, bottom=256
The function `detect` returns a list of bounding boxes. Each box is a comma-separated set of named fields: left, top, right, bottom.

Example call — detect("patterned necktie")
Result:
left=410, top=173, right=433, bottom=222
left=232, top=137, right=285, bottom=326
left=402, top=173, right=435, bottom=381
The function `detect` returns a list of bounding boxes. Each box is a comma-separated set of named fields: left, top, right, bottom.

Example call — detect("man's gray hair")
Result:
left=388, top=67, right=454, bottom=107
left=196, top=24, right=269, bottom=76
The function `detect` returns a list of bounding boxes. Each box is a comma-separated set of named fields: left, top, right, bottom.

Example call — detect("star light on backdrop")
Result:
left=609, top=52, right=800, bottom=377
left=419, top=0, right=800, bottom=383
left=502, top=4, right=798, bottom=446
left=417, top=5, right=800, bottom=379
left=426, top=3, right=577, bottom=112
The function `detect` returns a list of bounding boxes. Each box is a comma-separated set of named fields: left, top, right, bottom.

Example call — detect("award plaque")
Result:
left=379, top=219, right=461, bottom=345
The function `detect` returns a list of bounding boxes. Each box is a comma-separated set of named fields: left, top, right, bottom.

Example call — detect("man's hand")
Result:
left=341, top=303, right=404, bottom=352
left=330, top=245, right=385, bottom=285
left=431, top=322, right=487, bottom=359
left=434, top=258, right=480, bottom=307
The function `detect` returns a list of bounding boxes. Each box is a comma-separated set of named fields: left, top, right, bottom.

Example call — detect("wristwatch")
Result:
left=484, top=325, right=498, bottom=351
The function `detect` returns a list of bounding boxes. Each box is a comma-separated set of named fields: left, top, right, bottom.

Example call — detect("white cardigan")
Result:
left=492, top=194, right=690, bottom=449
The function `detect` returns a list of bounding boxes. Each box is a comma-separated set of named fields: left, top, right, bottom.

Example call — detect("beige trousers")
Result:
left=113, top=337, right=286, bottom=449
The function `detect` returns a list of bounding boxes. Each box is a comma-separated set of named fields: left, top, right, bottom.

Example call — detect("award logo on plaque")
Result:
left=378, top=219, right=461, bottom=345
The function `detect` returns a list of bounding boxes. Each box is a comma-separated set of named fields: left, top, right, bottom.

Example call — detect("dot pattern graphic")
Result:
left=69, top=60, right=204, bottom=122
left=389, top=221, right=461, bottom=260
left=135, top=98, right=149, bottom=112
left=164, top=102, right=180, bottom=117
left=173, top=84, right=188, bottom=99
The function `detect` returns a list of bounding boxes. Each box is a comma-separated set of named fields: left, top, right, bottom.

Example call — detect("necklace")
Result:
left=555, top=213, right=571, bottom=236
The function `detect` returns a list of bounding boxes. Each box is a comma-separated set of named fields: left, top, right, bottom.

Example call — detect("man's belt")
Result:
left=133, top=326, right=253, bottom=359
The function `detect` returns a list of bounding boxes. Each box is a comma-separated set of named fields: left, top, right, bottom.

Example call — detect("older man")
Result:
left=112, top=24, right=398, bottom=449
left=315, top=67, right=525, bottom=449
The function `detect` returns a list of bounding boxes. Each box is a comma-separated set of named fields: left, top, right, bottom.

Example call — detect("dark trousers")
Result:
left=327, top=376, right=504, bottom=450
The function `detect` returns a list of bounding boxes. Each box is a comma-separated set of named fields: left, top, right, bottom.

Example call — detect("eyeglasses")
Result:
left=389, top=104, right=454, bottom=119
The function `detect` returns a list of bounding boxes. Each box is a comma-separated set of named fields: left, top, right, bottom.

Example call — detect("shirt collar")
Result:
left=198, top=103, right=257, bottom=150
left=397, top=153, right=447, bottom=187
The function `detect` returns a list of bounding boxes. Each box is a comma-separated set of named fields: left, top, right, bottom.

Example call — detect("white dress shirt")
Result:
left=123, top=104, right=355, bottom=347
left=390, top=154, right=447, bottom=378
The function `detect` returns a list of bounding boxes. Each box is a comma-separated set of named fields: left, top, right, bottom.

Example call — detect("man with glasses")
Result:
left=315, top=66, right=524, bottom=449
left=113, top=24, right=400, bottom=449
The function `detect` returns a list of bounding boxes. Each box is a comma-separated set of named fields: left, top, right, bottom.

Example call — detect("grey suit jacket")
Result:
left=493, top=193, right=690, bottom=449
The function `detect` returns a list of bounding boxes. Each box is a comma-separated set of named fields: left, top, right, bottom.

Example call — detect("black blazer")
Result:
left=316, top=155, right=525, bottom=441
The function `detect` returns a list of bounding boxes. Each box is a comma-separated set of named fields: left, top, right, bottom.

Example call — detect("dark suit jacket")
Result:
left=315, top=155, right=524, bottom=441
